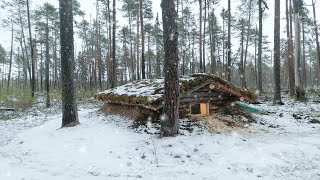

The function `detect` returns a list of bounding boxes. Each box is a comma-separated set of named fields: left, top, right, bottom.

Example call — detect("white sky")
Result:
left=0, top=0, right=319, bottom=52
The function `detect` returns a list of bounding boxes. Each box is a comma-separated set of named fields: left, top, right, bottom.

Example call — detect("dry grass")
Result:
left=100, top=103, right=160, bottom=122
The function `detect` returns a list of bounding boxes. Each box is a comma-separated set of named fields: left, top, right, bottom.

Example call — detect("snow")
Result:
left=100, top=79, right=164, bottom=99
left=0, top=98, right=320, bottom=180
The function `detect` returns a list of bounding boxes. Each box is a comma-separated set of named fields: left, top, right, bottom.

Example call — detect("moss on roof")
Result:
left=96, top=73, right=257, bottom=110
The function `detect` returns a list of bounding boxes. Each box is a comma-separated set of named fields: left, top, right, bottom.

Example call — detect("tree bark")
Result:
left=111, top=0, right=116, bottom=88
left=293, top=0, right=305, bottom=101
left=203, top=0, right=207, bottom=73
left=312, top=0, right=320, bottom=82
left=136, top=15, right=140, bottom=80
left=286, top=0, right=295, bottom=97
left=161, top=0, right=180, bottom=137
left=155, top=13, right=161, bottom=78
left=140, top=0, right=146, bottom=79
left=258, top=0, right=263, bottom=93
left=273, top=0, right=283, bottom=105
left=240, top=19, right=245, bottom=88
left=59, top=0, right=79, bottom=127
left=45, top=15, right=50, bottom=108
left=227, top=0, right=231, bottom=81
left=199, top=0, right=203, bottom=72
left=27, top=0, right=35, bottom=98
left=7, top=22, right=14, bottom=90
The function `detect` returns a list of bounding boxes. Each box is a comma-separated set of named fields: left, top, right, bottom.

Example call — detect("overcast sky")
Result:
left=0, top=0, right=319, bottom=52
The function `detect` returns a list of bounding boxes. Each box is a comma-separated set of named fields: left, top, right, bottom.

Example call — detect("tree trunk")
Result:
left=302, top=20, right=307, bottom=88
left=140, top=0, right=146, bottom=79
left=222, top=11, right=225, bottom=79
left=129, top=13, right=135, bottom=81
left=203, top=0, right=206, bottom=72
left=288, top=0, right=295, bottom=97
left=209, top=11, right=216, bottom=74
left=181, top=0, right=186, bottom=75
left=27, top=0, right=35, bottom=98
left=227, top=0, right=231, bottom=81
left=136, top=15, right=140, bottom=80
left=161, top=0, right=179, bottom=137
left=240, top=19, right=245, bottom=88
left=53, top=31, right=58, bottom=90
left=7, top=22, right=14, bottom=90
left=293, top=0, right=305, bottom=101
left=156, top=13, right=161, bottom=78
left=258, top=0, right=263, bottom=93
left=273, top=0, right=283, bottom=105
left=59, top=0, right=79, bottom=127
left=111, top=0, right=116, bottom=88
left=312, top=0, right=320, bottom=82
left=199, top=0, right=203, bottom=72
left=45, top=16, right=50, bottom=108
left=243, top=0, right=253, bottom=89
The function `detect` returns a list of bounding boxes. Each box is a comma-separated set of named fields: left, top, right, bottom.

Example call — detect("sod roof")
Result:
left=95, top=73, right=258, bottom=111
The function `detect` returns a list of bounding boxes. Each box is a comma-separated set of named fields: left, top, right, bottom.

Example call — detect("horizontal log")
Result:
left=0, top=108, right=15, bottom=111
left=180, top=97, right=221, bottom=103
left=181, top=91, right=221, bottom=99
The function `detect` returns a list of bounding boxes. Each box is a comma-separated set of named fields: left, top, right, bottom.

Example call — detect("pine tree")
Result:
left=161, top=0, right=179, bottom=137
left=273, top=0, right=283, bottom=105
left=59, top=0, right=79, bottom=127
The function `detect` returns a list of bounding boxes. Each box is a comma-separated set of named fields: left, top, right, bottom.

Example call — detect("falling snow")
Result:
left=0, top=98, right=319, bottom=179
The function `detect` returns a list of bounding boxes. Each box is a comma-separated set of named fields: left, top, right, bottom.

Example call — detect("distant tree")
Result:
left=140, top=0, right=145, bottom=79
left=293, top=0, right=305, bottom=101
left=273, top=0, right=283, bottom=105
left=227, top=0, right=231, bottom=81
left=0, top=44, right=5, bottom=63
left=26, top=0, right=35, bottom=98
left=286, top=0, right=295, bottom=97
left=312, top=0, right=320, bottom=80
left=7, top=22, right=14, bottom=90
left=111, top=0, right=116, bottom=88
left=155, top=13, right=161, bottom=78
left=161, top=0, right=179, bottom=137
left=59, top=0, right=79, bottom=127
left=34, top=2, right=57, bottom=108
left=199, top=0, right=203, bottom=72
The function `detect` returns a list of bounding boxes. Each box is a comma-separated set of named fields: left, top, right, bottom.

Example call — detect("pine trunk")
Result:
left=161, top=0, right=180, bottom=137
left=59, top=0, right=79, bottom=127
left=273, top=0, right=283, bottom=105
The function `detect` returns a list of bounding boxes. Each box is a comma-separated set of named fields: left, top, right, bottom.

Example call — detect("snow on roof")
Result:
left=96, top=74, right=257, bottom=108
left=101, top=78, right=165, bottom=100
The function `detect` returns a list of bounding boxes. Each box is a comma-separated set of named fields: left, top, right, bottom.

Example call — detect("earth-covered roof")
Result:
left=95, top=73, right=258, bottom=111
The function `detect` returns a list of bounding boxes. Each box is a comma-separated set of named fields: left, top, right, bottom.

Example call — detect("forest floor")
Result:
left=0, top=96, right=320, bottom=180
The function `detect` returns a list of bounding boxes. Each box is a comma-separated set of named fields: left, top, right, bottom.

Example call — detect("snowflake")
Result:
left=147, top=119, right=152, bottom=128
left=231, top=131, right=238, bottom=137
left=160, top=114, right=167, bottom=122
left=79, top=145, right=87, bottom=153
left=170, top=33, right=174, bottom=41
left=147, top=96, right=154, bottom=102
left=209, top=84, right=215, bottom=89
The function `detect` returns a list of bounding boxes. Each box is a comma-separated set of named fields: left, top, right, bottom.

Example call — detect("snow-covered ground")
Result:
left=0, top=98, right=320, bottom=180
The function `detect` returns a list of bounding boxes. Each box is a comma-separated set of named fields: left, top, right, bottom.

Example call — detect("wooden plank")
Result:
left=211, top=81, right=256, bottom=103
left=184, top=80, right=213, bottom=94
left=200, top=103, right=209, bottom=115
